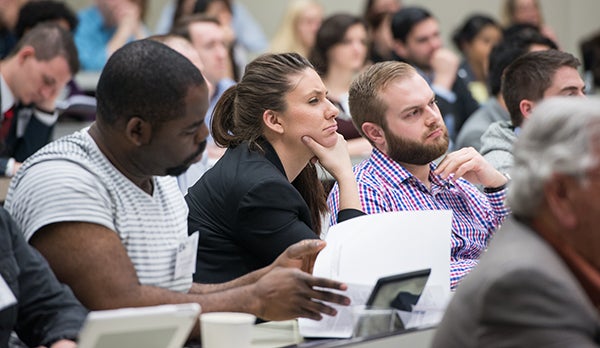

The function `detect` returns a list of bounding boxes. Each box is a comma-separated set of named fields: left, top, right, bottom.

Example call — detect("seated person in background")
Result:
left=362, top=0, right=401, bottom=63
left=4, top=40, right=350, bottom=339
left=171, top=14, right=235, bottom=167
left=74, top=0, right=149, bottom=71
left=433, top=97, right=600, bottom=347
left=193, top=0, right=245, bottom=81
left=328, top=61, right=510, bottom=289
left=269, top=0, right=323, bottom=58
left=501, top=0, right=559, bottom=47
left=0, top=23, right=78, bottom=177
left=451, top=14, right=502, bottom=104
left=309, top=13, right=372, bottom=158
left=0, top=0, right=26, bottom=59
left=480, top=49, right=585, bottom=174
left=455, top=30, right=558, bottom=152
left=390, top=6, right=480, bottom=143
left=155, top=0, right=268, bottom=56
left=185, top=52, right=363, bottom=284
left=0, top=207, right=87, bottom=348
left=15, top=0, right=96, bottom=122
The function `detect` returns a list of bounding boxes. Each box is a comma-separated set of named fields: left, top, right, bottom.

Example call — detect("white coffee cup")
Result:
left=200, top=312, right=256, bottom=348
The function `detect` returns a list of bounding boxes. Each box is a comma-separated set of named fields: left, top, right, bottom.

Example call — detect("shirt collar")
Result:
left=0, top=73, right=15, bottom=114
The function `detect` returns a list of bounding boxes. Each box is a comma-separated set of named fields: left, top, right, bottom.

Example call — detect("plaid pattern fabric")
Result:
left=328, top=148, right=509, bottom=289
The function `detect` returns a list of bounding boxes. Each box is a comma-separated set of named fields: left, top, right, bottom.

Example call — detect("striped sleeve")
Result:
left=6, top=160, right=115, bottom=241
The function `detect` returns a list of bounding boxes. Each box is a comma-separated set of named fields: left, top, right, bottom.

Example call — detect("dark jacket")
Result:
left=0, top=207, right=87, bottom=347
left=186, top=140, right=362, bottom=283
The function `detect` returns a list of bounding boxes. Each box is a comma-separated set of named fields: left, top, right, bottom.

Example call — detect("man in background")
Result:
left=0, top=23, right=78, bottom=176
left=5, top=39, right=350, bottom=339
left=390, top=6, right=479, bottom=143
left=480, top=49, right=585, bottom=174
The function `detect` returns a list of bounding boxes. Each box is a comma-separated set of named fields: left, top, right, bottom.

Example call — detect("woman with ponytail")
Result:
left=185, top=52, right=363, bottom=283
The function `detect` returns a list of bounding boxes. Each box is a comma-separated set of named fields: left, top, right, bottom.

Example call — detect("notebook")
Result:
left=78, top=303, right=201, bottom=348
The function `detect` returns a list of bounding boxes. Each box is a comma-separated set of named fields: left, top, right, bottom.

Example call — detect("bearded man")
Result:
left=327, top=61, right=510, bottom=289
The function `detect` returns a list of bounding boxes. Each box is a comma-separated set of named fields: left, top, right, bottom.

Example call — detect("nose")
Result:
left=217, top=44, right=228, bottom=60
left=196, top=123, right=209, bottom=144
left=325, top=98, right=339, bottom=119
left=424, top=103, right=441, bottom=126
left=40, top=85, right=55, bottom=101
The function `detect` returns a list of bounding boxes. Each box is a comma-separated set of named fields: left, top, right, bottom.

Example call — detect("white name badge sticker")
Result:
left=0, top=274, right=17, bottom=311
left=174, top=232, right=199, bottom=279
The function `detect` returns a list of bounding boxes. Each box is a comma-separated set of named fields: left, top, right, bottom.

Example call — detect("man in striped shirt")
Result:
left=6, top=39, right=350, bottom=339
left=328, top=61, right=510, bottom=289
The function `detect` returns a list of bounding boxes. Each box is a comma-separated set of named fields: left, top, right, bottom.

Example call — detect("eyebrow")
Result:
left=184, top=119, right=205, bottom=130
left=399, top=94, right=436, bottom=114
left=304, top=88, right=327, bottom=97
left=560, top=86, right=585, bottom=93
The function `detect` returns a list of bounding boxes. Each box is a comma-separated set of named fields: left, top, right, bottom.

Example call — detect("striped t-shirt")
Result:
left=5, top=129, right=192, bottom=293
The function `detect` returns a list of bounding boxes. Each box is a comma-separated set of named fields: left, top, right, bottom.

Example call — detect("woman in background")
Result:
left=269, top=0, right=323, bottom=58
left=186, top=53, right=363, bottom=283
left=452, top=14, right=502, bottom=104
left=310, top=13, right=372, bottom=158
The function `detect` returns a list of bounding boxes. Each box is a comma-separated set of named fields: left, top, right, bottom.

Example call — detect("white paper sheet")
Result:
left=299, top=210, right=452, bottom=338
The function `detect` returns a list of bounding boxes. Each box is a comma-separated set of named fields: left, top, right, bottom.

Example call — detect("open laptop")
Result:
left=78, top=303, right=201, bottom=348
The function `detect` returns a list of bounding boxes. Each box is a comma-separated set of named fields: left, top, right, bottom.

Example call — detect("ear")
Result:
left=519, top=99, right=535, bottom=120
left=362, top=122, right=386, bottom=147
left=262, top=110, right=284, bottom=135
left=16, top=45, right=35, bottom=64
left=125, top=116, right=153, bottom=146
left=543, top=173, right=579, bottom=229
left=392, top=40, right=407, bottom=58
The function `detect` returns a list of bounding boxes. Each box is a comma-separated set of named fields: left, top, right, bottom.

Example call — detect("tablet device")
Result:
left=365, top=269, right=431, bottom=311
left=78, top=303, right=201, bottom=348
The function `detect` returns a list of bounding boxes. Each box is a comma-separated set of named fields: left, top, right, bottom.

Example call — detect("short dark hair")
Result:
left=390, top=6, right=433, bottom=43
left=502, top=49, right=581, bottom=127
left=10, top=22, right=79, bottom=75
left=503, top=23, right=558, bottom=50
left=15, top=0, right=78, bottom=38
left=96, top=39, right=206, bottom=127
left=488, top=41, right=529, bottom=96
left=309, top=13, right=367, bottom=76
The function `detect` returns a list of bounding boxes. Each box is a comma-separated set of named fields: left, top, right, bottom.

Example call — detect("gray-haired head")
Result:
left=508, top=97, right=600, bottom=219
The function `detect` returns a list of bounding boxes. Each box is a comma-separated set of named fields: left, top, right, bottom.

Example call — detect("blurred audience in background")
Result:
left=269, top=0, right=323, bottom=58
left=156, top=0, right=267, bottom=58
left=74, top=0, right=149, bottom=71
left=501, top=0, right=559, bottom=47
left=363, top=0, right=401, bottom=63
left=452, top=14, right=502, bottom=104
left=0, top=0, right=28, bottom=58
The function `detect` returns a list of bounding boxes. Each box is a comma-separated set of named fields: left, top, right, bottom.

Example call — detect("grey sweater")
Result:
left=480, top=120, right=517, bottom=174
